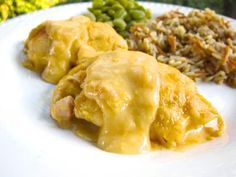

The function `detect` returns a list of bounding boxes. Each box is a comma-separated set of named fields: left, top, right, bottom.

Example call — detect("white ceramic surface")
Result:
left=0, top=2, right=235, bottom=177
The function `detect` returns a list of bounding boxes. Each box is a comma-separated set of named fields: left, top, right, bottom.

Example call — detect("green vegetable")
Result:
left=108, top=9, right=115, bottom=17
left=101, top=6, right=109, bottom=12
left=113, top=18, right=127, bottom=31
left=97, top=13, right=111, bottom=22
left=118, top=0, right=131, bottom=8
left=111, top=4, right=124, bottom=11
left=92, top=0, right=104, bottom=9
left=114, top=9, right=127, bottom=19
left=130, top=9, right=145, bottom=20
left=89, top=9, right=102, bottom=16
left=88, top=0, right=152, bottom=36
left=125, top=1, right=135, bottom=9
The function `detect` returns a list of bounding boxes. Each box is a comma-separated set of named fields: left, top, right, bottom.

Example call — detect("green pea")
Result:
left=130, top=10, right=145, bottom=20
left=113, top=18, right=127, bottom=31
left=124, top=14, right=131, bottom=22
left=135, top=5, right=145, bottom=11
left=89, top=9, right=102, bottom=16
left=83, top=12, right=96, bottom=21
left=89, top=0, right=152, bottom=36
left=97, top=13, right=111, bottom=22
left=112, top=4, right=124, bottom=11
left=101, top=6, right=109, bottom=12
left=92, top=0, right=104, bottom=9
left=106, top=0, right=114, bottom=5
left=108, top=9, right=115, bottom=17
left=114, top=9, right=127, bottom=19
left=118, top=0, right=129, bottom=8
left=133, top=1, right=141, bottom=8
left=126, top=1, right=135, bottom=9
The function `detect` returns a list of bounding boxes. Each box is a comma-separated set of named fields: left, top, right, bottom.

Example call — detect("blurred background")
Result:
left=0, top=0, right=236, bottom=22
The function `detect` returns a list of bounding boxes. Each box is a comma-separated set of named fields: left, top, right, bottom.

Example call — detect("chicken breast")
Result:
left=150, top=63, right=225, bottom=148
left=51, top=50, right=225, bottom=154
left=51, top=50, right=160, bottom=154
left=23, top=16, right=128, bottom=83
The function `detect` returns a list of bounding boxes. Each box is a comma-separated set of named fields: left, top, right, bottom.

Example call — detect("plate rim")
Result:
left=0, top=2, right=235, bottom=177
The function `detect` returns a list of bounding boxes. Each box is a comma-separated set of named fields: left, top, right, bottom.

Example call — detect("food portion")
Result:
left=51, top=50, right=160, bottom=153
left=23, top=16, right=127, bottom=83
left=86, top=0, right=151, bottom=37
left=22, top=5, right=236, bottom=86
left=51, top=50, right=224, bottom=153
left=150, top=62, right=225, bottom=148
left=128, top=9, right=236, bottom=87
left=21, top=3, right=229, bottom=154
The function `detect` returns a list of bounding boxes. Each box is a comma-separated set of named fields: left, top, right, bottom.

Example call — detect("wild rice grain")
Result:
left=127, top=9, right=236, bottom=87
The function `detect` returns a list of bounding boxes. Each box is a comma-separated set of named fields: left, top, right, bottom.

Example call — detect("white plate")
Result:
left=0, top=2, right=235, bottom=177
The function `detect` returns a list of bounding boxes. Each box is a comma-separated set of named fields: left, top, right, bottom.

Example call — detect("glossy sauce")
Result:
left=51, top=50, right=225, bottom=154
left=23, top=16, right=127, bottom=83
left=74, top=51, right=160, bottom=153
left=150, top=63, right=225, bottom=149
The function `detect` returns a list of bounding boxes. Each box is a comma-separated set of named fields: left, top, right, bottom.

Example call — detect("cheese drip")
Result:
left=51, top=50, right=160, bottom=154
left=150, top=63, right=225, bottom=148
left=23, top=16, right=127, bottom=83
left=51, top=50, right=225, bottom=154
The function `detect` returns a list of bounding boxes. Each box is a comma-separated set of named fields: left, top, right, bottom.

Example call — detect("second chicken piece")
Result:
left=23, top=16, right=128, bottom=83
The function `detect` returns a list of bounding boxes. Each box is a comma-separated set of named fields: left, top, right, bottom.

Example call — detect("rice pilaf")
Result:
left=127, top=9, right=236, bottom=87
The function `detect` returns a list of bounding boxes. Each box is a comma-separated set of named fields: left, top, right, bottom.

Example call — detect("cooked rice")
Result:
left=127, top=9, right=236, bottom=87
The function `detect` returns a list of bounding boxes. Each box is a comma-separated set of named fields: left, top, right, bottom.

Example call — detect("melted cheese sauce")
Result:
left=23, top=16, right=127, bottom=83
left=51, top=50, right=225, bottom=154
left=52, top=50, right=160, bottom=153
left=150, top=63, right=225, bottom=149
left=78, top=51, right=160, bottom=153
